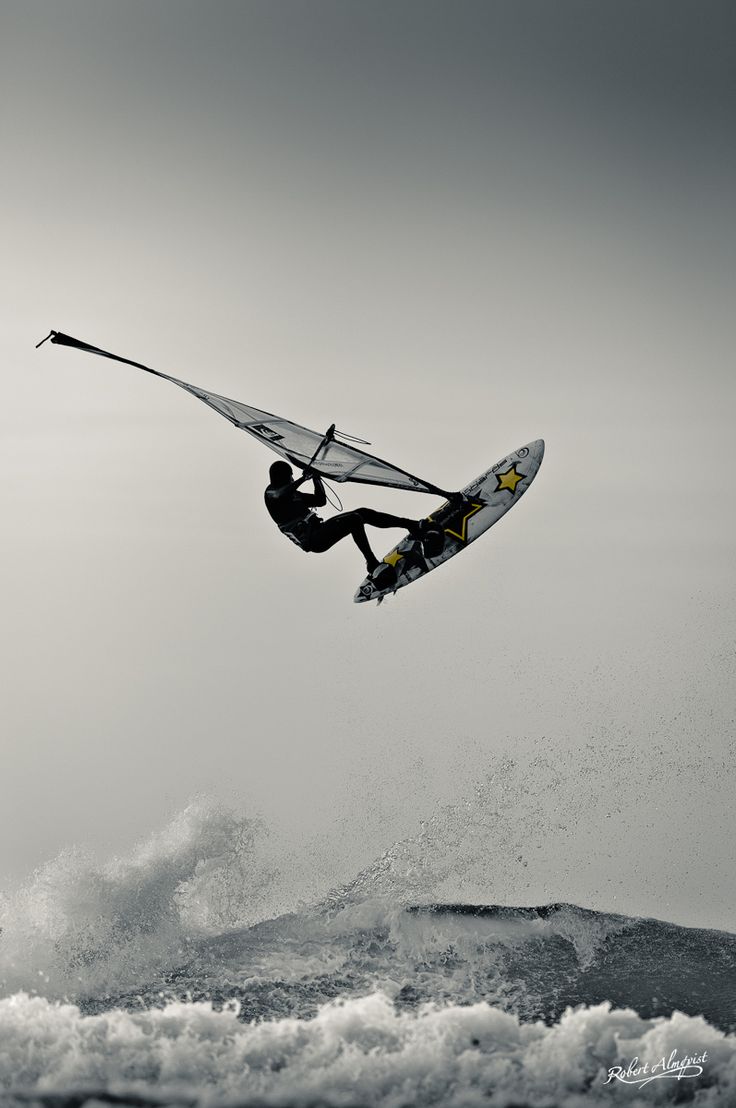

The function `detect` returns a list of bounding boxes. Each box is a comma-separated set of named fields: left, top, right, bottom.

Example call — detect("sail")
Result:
left=41, top=331, right=447, bottom=495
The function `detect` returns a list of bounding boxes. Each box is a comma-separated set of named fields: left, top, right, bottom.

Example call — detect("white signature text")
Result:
left=604, top=1049, right=708, bottom=1087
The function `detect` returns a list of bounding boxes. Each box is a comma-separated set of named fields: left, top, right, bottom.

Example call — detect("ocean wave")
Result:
left=2, top=801, right=734, bottom=1036
left=2, top=800, right=735, bottom=1104
left=31, top=895, right=724, bottom=1036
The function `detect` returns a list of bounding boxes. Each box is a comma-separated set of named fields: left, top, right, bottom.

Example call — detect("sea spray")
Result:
left=0, top=800, right=277, bottom=999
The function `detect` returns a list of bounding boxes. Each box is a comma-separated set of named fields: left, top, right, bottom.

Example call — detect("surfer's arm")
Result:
left=297, top=473, right=327, bottom=507
left=282, top=471, right=326, bottom=508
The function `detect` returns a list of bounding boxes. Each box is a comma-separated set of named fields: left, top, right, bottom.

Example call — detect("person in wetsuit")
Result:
left=264, top=460, right=426, bottom=575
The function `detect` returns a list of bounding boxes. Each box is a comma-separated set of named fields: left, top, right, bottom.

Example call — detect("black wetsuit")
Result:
left=264, top=474, right=327, bottom=549
left=264, top=474, right=418, bottom=569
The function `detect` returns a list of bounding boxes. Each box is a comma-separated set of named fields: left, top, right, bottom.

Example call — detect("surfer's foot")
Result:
left=421, top=522, right=446, bottom=557
left=371, top=562, right=397, bottom=587
left=365, top=555, right=380, bottom=575
left=406, top=519, right=430, bottom=538
left=407, top=519, right=442, bottom=539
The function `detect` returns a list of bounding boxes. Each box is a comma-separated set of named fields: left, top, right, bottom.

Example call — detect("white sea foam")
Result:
left=1, top=991, right=735, bottom=1106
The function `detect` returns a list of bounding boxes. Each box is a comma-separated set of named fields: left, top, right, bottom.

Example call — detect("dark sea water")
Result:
left=1, top=804, right=735, bottom=1107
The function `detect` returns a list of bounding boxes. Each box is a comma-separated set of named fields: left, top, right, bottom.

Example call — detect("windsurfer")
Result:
left=265, top=460, right=426, bottom=574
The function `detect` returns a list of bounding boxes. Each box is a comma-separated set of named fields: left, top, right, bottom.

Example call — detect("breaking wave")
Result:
left=0, top=799, right=279, bottom=1000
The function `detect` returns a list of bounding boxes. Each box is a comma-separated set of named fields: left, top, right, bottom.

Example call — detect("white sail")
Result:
left=44, top=332, right=447, bottom=495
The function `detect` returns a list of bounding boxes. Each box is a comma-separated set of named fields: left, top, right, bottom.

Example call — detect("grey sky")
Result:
left=2, top=2, right=734, bottom=930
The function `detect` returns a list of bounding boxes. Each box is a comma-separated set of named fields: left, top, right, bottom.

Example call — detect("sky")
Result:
left=1, top=1, right=735, bottom=931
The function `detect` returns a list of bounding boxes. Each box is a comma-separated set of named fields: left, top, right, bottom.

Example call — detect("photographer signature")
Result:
left=604, top=1049, right=708, bottom=1087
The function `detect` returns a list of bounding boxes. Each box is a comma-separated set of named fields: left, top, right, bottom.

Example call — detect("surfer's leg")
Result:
left=356, top=509, right=445, bottom=560
left=307, top=513, right=380, bottom=571
left=354, top=508, right=421, bottom=534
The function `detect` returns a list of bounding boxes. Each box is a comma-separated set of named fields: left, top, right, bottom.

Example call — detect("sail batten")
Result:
left=45, top=331, right=447, bottom=496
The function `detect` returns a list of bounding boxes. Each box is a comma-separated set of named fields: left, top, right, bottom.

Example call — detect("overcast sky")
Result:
left=2, top=1, right=734, bottom=930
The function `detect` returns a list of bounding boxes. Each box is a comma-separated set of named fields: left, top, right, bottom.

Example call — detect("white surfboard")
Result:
left=354, top=439, right=545, bottom=603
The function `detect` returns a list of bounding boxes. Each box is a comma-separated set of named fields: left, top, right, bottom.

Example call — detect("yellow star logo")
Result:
left=433, top=501, right=483, bottom=542
left=384, top=549, right=404, bottom=567
left=495, top=464, right=525, bottom=495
